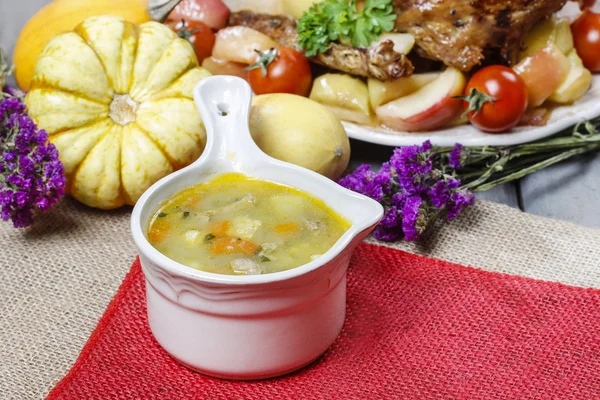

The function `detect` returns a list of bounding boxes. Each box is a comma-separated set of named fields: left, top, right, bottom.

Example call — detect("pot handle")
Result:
left=192, top=76, right=264, bottom=166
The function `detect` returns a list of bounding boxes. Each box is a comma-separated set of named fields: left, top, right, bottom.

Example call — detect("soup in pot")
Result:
left=147, top=173, right=350, bottom=275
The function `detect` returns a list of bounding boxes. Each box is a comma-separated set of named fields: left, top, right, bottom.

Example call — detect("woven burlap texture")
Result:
left=1, top=197, right=600, bottom=399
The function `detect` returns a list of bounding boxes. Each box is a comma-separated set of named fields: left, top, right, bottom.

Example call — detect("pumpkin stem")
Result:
left=109, top=94, right=139, bottom=126
left=148, top=0, right=184, bottom=23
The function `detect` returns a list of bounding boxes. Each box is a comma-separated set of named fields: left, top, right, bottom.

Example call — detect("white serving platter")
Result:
left=344, top=75, right=600, bottom=147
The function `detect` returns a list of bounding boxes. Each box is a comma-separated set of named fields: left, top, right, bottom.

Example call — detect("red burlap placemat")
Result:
left=47, top=243, right=600, bottom=399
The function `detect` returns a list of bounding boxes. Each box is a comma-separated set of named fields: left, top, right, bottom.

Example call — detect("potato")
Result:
left=250, top=94, right=350, bottom=181
left=520, top=18, right=574, bottom=60
left=283, top=0, right=318, bottom=18
left=223, top=0, right=285, bottom=14
left=549, top=50, right=593, bottom=104
left=309, top=74, right=373, bottom=125
left=368, top=73, right=440, bottom=108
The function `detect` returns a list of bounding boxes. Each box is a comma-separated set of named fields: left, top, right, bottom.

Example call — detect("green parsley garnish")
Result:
left=157, top=212, right=168, bottom=218
left=204, top=233, right=216, bottom=242
left=182, top=211, right=190, bottom=219
left=297, top=0, right=396, bottom=57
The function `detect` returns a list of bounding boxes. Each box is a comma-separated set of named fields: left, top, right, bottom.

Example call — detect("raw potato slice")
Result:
left=32, top=32, right=113, bottom=103
left=549, top=50, right=593, bottom=104
left=368, top=73, right=440, bottom=108
left=72, top=125, right=124, bottom=208
left=132, top=38, right=198, bottom=102
left=309, top=74, right=373, bottom=125
left=121, top=124, right=173, bottom=203
left=25, top=89, right=108, bottom=134
left=50, top=119, right=113, bottom=177
left=136, top=98, right=206, bottom=168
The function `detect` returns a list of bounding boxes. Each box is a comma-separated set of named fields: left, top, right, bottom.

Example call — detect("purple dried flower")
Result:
left=339, top=139, right=475, bottom=242
left=401, top=196, right=422, bottom=241
left=429, top=178, right=461, bottom=209
left=338, top=164, right=391, bottom=202
left=0, top=88, right=66, bottom=228
left=373, top=228, right=401, bottom=242
left=390, top=141, right=433, bottom=194
left=447, top=190, right=476, bottom=221
left=449, top=143, right=463, bottom=170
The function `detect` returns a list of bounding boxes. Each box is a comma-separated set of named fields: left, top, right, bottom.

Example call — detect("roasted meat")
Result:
left=229, top=0, right=568, bottom=80
left=228, top=11, right=413, bottom=81
left=393, top=0, right=568, bottom=71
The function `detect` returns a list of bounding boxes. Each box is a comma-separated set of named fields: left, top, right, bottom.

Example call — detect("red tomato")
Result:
left=460, top=66, right=528, bottom=133
left=246, top=47, right=312, bottom=96
left=167, top=19, right=215, bottom=63
left=571, top=10, right=600, bottom=72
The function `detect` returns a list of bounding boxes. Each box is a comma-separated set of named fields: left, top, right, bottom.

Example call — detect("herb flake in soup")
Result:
left=147, top=173, right=350, bottom=275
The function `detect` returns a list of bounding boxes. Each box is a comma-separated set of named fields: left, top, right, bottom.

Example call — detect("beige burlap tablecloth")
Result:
left=1, top=197, right=599, bottom=399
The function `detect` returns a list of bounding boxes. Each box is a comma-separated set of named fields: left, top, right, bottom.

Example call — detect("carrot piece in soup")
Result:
left=211, top=220, right=232, bottom=237
left=238, top=239, right=260, bottom=255
left=274, top=222, right=300, bottom=234
left=148, top=219, right=170, bottom=243
left=211, top=236, right=239, bottom=254
left=186, top=194, right=203, bottom=207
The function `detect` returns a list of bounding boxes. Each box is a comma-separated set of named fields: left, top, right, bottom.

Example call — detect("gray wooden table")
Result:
left=3, top=0, right=599, bottom=228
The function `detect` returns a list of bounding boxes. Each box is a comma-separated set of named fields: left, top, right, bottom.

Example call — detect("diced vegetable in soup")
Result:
left=147, top=173, right=350, bottom=275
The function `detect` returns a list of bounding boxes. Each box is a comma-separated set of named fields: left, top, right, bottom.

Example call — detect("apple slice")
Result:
left=212, top=26, right=278, bottom=64
left=549, top=50, right=592, bottom=104
left=520, top=17, right=574, bottom=60
left=371, top=33, right=416, bottom=54
left=376, top=67, right=466, bottom=132
left=514, top=44, right=571, bottom=107
left=368, top=73, right=440, bottom=108
left=310, top=74, right=373, bottom=125
left=201, top=57, right=248, bottom=80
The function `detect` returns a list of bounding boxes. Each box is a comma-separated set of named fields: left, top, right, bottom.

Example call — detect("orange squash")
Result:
left=13, top=0, right=151, bottom=91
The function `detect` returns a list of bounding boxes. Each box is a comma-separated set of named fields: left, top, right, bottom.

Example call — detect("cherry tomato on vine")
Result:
left=245, top=46, right=312, bottom=96
left=457, top=66, right=528, bottom=133
left=167, top=19, right=215, bottom=63
left=571, top=10, right=600, bottom=72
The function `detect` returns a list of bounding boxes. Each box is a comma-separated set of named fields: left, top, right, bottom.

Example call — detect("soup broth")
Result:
left=147, top=173, right=350, bottom=275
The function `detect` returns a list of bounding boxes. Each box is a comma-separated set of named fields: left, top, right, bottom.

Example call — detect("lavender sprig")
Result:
left=339, top=141, right=474, bottom=241
left=340, top=119, right=600, bottom=242
left=0, top=51, right=66, bottom=228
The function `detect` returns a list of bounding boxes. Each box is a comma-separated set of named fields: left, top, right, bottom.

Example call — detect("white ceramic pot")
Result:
left=131, top=76, right=383, bottom=379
